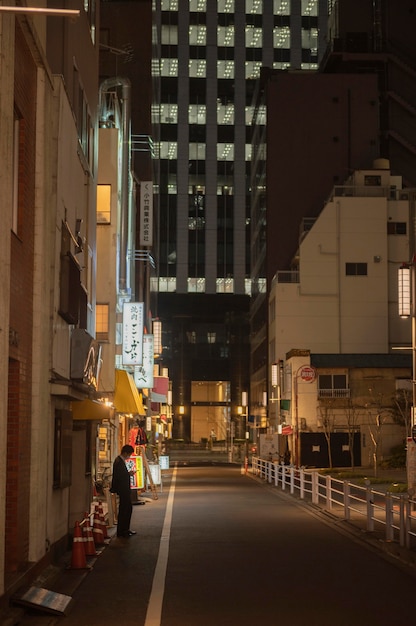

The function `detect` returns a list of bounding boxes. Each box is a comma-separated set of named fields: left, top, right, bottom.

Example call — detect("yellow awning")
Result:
left=114, top=369, right=146, bottom=415
left=72, top=399, right=113, bottom=421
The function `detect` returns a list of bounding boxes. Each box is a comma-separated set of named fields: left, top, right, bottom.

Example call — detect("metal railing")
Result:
left=251, top=457, right=416, bottom=550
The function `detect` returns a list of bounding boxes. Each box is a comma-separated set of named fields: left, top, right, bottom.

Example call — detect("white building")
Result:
left=268, top=161, right=414, bottom=467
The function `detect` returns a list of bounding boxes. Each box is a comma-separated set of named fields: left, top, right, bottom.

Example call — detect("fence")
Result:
left=252, top=457, right=416, bottom=551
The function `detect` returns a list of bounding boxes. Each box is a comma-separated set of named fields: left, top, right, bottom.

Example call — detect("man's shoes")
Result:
left=117, top=530, right=137, bottom=537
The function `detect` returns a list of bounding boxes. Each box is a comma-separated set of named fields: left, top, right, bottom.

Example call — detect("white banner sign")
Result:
left=134, top=334, right=154, bottom=388
left=140, top=181, right=153, bottom=246
left=122, top=302, right=144, bottom=365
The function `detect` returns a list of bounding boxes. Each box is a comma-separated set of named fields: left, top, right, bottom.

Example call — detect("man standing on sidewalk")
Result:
left=110, top=444, right=137, bottom=537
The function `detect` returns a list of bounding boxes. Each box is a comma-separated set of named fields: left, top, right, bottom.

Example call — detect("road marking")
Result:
left=145, top=466, right=177, bottom=626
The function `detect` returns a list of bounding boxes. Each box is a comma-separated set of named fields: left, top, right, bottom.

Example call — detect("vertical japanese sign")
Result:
left=140, top=181, right=153, bottom=246
left=122, top=302, right=144, bottom=365
left=134, top=334, right=154, bottom=389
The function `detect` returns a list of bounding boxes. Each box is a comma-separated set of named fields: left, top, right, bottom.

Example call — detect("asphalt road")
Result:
left=14, top=465, right=416, bottom=625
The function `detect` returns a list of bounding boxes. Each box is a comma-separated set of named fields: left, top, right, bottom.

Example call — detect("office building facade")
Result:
left=155, top=0, right=328, bottom=441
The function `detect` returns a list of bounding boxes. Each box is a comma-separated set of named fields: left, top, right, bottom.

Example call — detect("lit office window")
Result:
left=189, top=104, right=206, bottom=125
left=189, top=59, right=206, bottom=78
left=156, top=277, right=177, bottom=292
left=189, top=0, right=206, bottom=10
left=302, top=0, right=318, bottom=16
left=273, top=61, right=291, bottom=70
left=245, top=61, right=262, bottom=79
left=217, top=25, right=234, bottom=47
left=161, top=103, right=178, bottom=124
left=188, top=278, right=206, bottom=293
left=302, top=27, right=318, bottom=50
left=218, top=0, right=234, bottom=12
left=161, top=58, right=178, bottom=77
left=274, top=26, right=290, bottom=47
left=189, top=24, right=206, bottom=45
left=159, top=142, right=177, bottom=159
left=246, top=26, right=262, bottom=47
left=274, top=0, right=290, bottom=14
left=151, top=58, right=160, bottom=78
left=245, top=144, right=252, bottom=161
left=246, top=0, right=262, bottom=13
left=161, top=24, right=178, bottom=44
left=168, top=182, right=177, bottom=194
left=189, top=143, right=206, bottom=159
left=217, top=104, right=234, bottom=125
left=161, top=0, right=178, bottom=10
left=217, top=60, right=234, bottom=79
left=249, top=104, right=266, bottom=125
left=217, top=143, right=234, bottom=161
left=216, top=278, right=234, bottom=293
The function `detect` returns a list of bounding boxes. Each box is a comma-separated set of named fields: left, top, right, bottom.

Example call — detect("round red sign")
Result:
left=300, top=366, right=316, bottom=382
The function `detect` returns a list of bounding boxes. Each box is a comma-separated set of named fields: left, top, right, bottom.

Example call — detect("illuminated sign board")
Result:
left=134, top=334, right=154, bottom=388
left=140, top=181, right=153, bottom=246
left=122, top=302, right=144, bottom=365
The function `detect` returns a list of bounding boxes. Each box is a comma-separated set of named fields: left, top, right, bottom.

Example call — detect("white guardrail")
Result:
left=251, top=457, right=416, bottom=550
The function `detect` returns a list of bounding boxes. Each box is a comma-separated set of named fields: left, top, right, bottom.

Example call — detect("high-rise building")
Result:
left=155, top=0, right=329, bottom=442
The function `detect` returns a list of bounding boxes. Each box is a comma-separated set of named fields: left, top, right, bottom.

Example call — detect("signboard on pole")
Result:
left=299, top=366, right=316, bottom=382
left=140, top=181, right=153, bottom=246
left=127, top=455, right=144, bottom=490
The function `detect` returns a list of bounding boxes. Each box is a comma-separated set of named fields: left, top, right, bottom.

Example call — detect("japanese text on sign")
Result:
left=122, top=302, right=144, bottom=365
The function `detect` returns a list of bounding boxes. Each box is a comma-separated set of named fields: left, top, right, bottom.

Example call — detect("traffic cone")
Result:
left=82, top=513, right=97, bottom=557
left=97, top=502, right=108, bottom=539
left=92, top=506, right=104, bottom=546
left=70, top=521, right=88, bottom=569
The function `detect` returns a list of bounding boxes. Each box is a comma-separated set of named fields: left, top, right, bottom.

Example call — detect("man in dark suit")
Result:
left=110, top=444, right=137, bottom=537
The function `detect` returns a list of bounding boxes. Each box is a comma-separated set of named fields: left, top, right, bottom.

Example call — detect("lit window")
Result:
left=217, top=143, right=234, bottom=161
left=161, top=103, right=178, bottom=124
left=189, top=25, right=206, bottom=45
left=96, top=304, right=109, bottom=341
left=274, top=26, right=290, bottom=47
left=217, top=60, right=234, bottom=79
left=161, top=25, right=178, bottom=45
left=189, top=104, right=206, bottom=125
left=161, top=59, right=178, bottom=77
left=218, top=0, right=234, bottom=12
left=97, top=185, right=111, bottom=224
left=189, top=59, right=206, bottom=78
left=245, top=26, right=262, bottom=47
left=217, top=104, right=234, bottom=125
left=217, top=25, right=234, bottom=47
left=274, top=0, right=290, bottom=14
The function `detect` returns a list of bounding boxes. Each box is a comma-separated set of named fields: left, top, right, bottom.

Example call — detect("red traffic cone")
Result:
left=82, top=513, right=97, bottom=557
left=92, top=506, right=104, bottom=546
left=70, top=521, right=88, bottom=569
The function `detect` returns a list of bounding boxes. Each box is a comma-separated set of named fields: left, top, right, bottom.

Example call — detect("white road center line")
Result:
left=144, top=466, right=178, bottom=626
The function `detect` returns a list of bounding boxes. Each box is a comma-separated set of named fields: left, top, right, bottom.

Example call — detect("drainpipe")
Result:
left=99, top=77, right=132, bottom=293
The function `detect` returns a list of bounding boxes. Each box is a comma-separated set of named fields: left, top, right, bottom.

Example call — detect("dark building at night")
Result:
left=250, top=0, right=416, bottom=417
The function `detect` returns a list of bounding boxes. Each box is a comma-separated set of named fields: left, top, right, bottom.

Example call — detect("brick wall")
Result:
left=5, top=22, right=37, bottom=576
